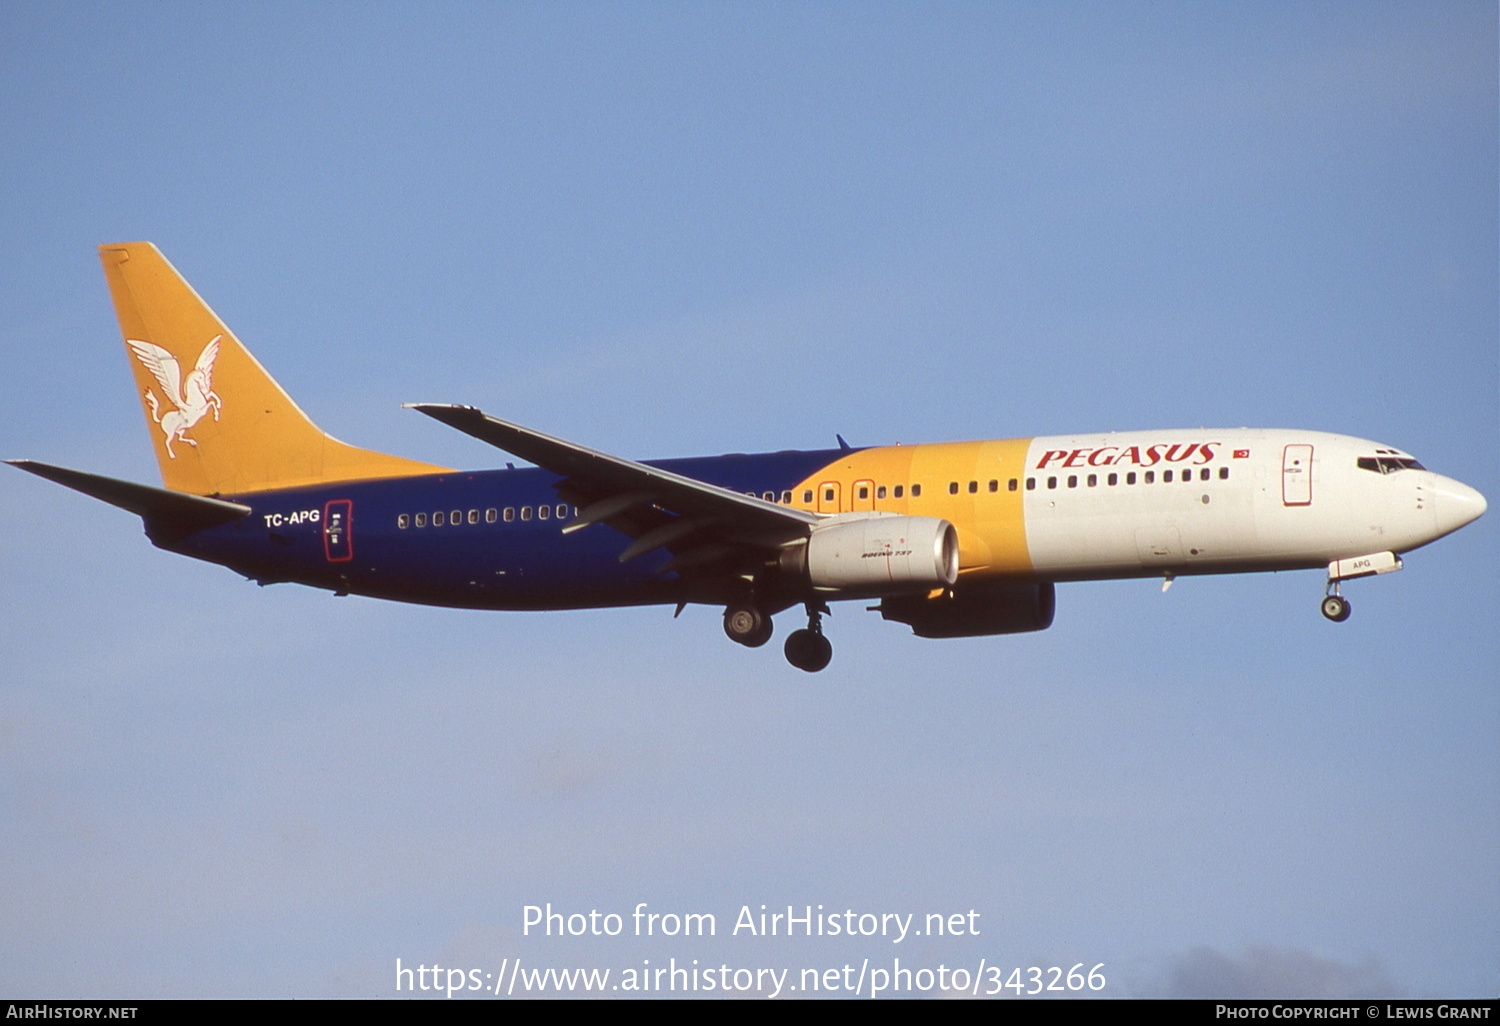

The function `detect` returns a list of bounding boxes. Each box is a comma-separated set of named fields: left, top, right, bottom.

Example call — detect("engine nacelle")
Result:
left=780, top=513, right=958, bottom=594
left=880, top=581, right=1056, bottom=638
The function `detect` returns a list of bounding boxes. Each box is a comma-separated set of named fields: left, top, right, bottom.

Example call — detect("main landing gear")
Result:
left=784, top=603, right=832, bottom=673
left=722, top=600, right=834, bottom=671
left=1321, top=582, right=1351, bottom=623
left=723, top=602, right=773, bottom=648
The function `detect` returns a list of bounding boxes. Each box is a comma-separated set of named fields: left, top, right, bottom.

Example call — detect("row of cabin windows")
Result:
left=805, top=483, right=926, bottom=504
left=1027, top=466, right=1230, bottom=490
left=394, top=466, right=1234, bottom=528
left=812, top=467, right=1230, bottom=503
left=946, top=479, right=1018, bottom=495
left=396, top=504, right=576, bottom=529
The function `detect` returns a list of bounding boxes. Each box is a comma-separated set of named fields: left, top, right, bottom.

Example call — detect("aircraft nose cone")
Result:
left=1432, top=476, right=1486, bottom=537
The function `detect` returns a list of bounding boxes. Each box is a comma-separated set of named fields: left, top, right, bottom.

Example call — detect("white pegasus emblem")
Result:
left=127, top=336, right=223, bottom=458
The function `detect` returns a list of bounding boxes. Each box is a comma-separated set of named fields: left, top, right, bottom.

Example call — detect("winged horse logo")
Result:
left=127, top=336, right=223, bottom=458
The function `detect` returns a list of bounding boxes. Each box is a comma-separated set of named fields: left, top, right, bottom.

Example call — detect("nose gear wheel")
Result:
left=1321, top=580, right=1351, bottom=623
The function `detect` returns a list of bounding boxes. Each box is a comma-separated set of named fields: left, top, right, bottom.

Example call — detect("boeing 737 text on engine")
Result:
left=8, top=244, right=1487, bottom=672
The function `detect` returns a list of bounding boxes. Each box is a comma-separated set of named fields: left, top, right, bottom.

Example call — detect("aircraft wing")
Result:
left=406, top=405, right=819, bottom=567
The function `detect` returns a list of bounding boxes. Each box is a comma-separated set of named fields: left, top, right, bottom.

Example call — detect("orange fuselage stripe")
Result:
left=789, top=440, right=1034, bottom=576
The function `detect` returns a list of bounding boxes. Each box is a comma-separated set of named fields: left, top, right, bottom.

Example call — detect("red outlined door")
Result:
left=1282, top=445, right=1313, bottom=506
left=816, top=481, right=841, bottom=514
left=323, top=499, right=353, bottom=561
left=852, top=479, right=875, bottom=511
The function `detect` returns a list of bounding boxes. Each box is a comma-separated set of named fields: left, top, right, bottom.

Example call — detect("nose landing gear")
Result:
left=784, top=602, right=833, bottom=672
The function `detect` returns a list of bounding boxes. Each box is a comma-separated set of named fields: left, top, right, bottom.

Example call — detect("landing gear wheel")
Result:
left=784, top=629, right=833, bottom=673
left=1320, top=594, right=1351, bottom=623
left=723, top=603, right=772, bottom=647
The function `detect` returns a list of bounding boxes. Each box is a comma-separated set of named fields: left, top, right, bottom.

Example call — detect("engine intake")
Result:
left=780, top=513, right=958, bottom=594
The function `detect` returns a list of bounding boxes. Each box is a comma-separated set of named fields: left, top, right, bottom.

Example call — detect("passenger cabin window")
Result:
left=949, top=482, right=959, bottom=495
left=468, top=510, right=479, bottom=524
left=988, top=480, right=998, bottom=492
left=415, top=513, right=427, bottom=527
left=1107, top=473, right=1117, bottom=486
left=803, top=490, right=813, bottom=503
left=521, top=507, right=532, bottom=521
left=877, top=485, right=887, bottom=499
left=1047, top=477, right=1057, bottom=490
left=1163, top=470, right=1173, bottom=483
left=894, top=485, right=904, bottom=498
left=1008, top=479, right=1018, bottom=491
left=557, top=504, right=569, bottom=519
left=1218, top=467, right=1229, bottom=480
left=433, top=511, right=445, bottom=526
left=538, top=505, right=549, bottom=520
left=1127, top=472, right=1137, bottom=485
left=780, top=491, right=791, bottom=504
left=1067, top=475, right=1078, bottom=488
left=397, top=514, right=410, bottom=529
left=1144, top=471, right=1154, bottom=484
left=503, top=507, right=515, bottom=522
left=911, top=484, right=922, bottom=497
left=858, top=485, right=869, bottom=500
left=1026, top=478, right=1035, bottom=491
left=486, top=508, right=498, bottom=523
left=968, top=481, right=978, bottom=494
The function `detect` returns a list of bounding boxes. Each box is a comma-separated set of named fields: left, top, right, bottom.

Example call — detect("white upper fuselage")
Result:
left=1018, top=429, right=1485, bottom=581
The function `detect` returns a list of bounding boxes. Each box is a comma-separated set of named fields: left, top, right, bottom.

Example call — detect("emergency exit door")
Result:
left=323, top=499, right=354, bottom=561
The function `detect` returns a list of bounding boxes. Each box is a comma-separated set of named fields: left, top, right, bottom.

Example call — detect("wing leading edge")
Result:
left=405, top=404, right=819, bottom=575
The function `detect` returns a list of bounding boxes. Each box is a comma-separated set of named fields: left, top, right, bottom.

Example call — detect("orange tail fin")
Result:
left=100, top=243, right=450, bottom=495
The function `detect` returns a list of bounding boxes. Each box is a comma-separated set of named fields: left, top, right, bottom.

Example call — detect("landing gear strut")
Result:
left=1321, top=581, right=1351, bottom=623
left=723, top=602, right=773, bottom=647
left=784, top=602, right=833, bottom=672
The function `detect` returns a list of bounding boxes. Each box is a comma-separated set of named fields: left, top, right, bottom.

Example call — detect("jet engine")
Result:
left=779, top=513, right=958, bottom=593
left=880, top=581, right=1056, bottom=638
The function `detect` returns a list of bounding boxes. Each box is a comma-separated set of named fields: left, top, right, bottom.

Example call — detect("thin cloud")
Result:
left=1155, top=945, right=1405, bottom=999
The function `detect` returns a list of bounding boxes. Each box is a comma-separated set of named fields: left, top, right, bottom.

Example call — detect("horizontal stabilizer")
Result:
left=6, top=460, right=251, bottom=532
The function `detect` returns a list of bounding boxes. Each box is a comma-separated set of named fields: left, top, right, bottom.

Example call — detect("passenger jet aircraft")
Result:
left=9, top=244, right=1487, bottom=671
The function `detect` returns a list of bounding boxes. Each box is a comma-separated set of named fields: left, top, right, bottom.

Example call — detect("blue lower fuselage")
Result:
left=165, top=448, right=850, bottom=609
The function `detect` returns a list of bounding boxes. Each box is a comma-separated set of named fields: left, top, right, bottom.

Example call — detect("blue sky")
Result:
left=1, top=2, right=1495, bottom=999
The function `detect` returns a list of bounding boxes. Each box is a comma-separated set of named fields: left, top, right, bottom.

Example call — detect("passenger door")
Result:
left=1282, top=445, right=1313, bottom=506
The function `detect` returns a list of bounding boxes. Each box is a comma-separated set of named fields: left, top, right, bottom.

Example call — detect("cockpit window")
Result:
left=1357, top=456, right=1425, bottom=474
